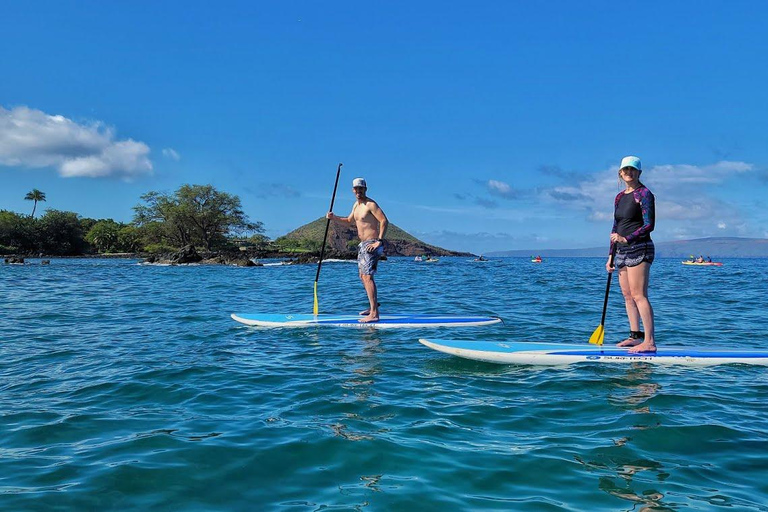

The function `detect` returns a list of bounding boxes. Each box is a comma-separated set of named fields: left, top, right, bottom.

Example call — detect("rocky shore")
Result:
left=4, top=246, right=387, bottom=266
left=140, top=245, right=357, bottom=266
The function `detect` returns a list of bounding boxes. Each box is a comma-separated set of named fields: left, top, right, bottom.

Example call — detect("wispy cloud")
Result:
left=541, top=160, right=760, bottom=239
left=408, top=229, right=554, bottom=253
left=0, top=105, right=152, bottom=179
left=250, top=183, right=301, bottom=199
left=455, top=178, right=522, bottom=207
left=547, top=190, right=592, bottom=202
left=162, top=148, right=181, bottom=161
left=486, top=179, right=521, bottom=199
left=650, top=161, right=753, bottom=185
left=474, top=197, right=499, bottom=209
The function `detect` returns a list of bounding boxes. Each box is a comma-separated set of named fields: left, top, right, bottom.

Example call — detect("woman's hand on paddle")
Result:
left=606, top=257, right=615, bottom=273
left=326, top=212, right=334, bottom=220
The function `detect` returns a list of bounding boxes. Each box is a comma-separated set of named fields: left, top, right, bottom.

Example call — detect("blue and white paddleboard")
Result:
left=231, top=313, right=501, bottom=329
left=419, top=339, right=768, bottom=366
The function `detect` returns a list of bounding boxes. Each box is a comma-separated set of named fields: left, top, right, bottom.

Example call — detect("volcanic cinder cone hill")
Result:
left=277, top=217, right=471, bottom=257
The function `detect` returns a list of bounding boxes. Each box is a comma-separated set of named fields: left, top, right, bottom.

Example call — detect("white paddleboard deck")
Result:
left=232, top=313, right=501, bottom=329
left=419, top=339, right=768, bottom=366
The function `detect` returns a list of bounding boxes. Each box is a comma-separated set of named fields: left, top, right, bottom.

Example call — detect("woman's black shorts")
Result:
left=615, top=240, right=655, bottom=269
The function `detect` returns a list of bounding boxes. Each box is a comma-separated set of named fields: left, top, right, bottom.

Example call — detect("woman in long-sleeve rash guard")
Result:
left=606, top=156, right=657, bottom=353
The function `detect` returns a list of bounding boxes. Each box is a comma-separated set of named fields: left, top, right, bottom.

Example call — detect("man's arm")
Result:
left=369, top=201, right=388, bottom=240
left=326, top=203, right=355, bottom=223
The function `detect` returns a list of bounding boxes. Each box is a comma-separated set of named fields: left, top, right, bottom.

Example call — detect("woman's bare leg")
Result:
left=617, top=267, right=643, bottom=347
left=625, top=262, right=655, bottom=353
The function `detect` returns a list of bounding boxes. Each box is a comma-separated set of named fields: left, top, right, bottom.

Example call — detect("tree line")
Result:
left=1, top=184, right=265, bottom=256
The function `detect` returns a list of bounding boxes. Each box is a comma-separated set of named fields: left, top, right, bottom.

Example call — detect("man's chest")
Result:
left=353, top=204, right=372, bottom=222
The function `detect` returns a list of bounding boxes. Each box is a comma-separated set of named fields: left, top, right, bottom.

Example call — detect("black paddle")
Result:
left=313, top=163, right=342, bottom=315
left=589, top=244, right=618, bottom=345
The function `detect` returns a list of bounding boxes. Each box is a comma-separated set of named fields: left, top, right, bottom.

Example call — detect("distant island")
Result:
left=487, top=237, right=768, bottom=258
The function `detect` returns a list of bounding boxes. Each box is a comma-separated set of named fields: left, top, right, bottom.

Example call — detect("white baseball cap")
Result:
left=352, top=177, right=367, bottom=188
left=620, top=156, right=642, bottom=171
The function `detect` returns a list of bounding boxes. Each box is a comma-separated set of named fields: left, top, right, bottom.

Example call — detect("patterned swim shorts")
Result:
left=614, top=240, right=655, bottom=269
left=358, top=239, right=385, bottom=275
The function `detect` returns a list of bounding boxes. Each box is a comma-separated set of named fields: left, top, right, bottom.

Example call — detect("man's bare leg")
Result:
left=359, top=274, right=379, bottom=323
left=359, top=303, right=380, bottom=315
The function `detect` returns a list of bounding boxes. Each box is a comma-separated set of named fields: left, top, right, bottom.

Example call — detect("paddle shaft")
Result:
left=315, top=163, right=343, bottom=283
left=599, top=245, right=618, bottom=326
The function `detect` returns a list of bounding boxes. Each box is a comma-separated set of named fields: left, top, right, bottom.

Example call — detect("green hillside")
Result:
left=275, top=217, right=467, bottom=257
left=280, top=217, right=420, bottom=243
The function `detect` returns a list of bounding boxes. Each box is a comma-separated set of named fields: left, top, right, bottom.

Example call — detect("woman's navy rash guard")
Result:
left=610, top=185, right=655, bottom=254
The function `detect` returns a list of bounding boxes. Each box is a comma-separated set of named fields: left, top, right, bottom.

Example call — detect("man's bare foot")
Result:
left=359, top=303, right=381, bottom=315
left=617, top=337, right=643, bottom=347
left=358, top=314, right=379, bottom=323
left=627, top=341, right=657, bottom=353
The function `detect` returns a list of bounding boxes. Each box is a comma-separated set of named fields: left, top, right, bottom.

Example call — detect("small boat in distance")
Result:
left=531, top=255, right=543, bottom=263
left=683, top=255, right=723, bottom=266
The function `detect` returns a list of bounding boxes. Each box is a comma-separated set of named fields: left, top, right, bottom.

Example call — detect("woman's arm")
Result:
left=625, top=187, right=655, bottom=243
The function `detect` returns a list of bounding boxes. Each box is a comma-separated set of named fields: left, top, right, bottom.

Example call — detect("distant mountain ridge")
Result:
left=487, top=237, right=768, bottom=258
left=279, top=218, right=471, bottom=257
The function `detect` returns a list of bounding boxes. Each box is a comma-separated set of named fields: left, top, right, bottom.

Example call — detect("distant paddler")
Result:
left=326, top=177, right=389, bottom=323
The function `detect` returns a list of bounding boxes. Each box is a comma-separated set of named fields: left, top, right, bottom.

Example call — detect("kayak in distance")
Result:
left=232, top=313, right=502, bottom=329
left=418, top=339, right=768, bottom=366
left=682, top=261, right=723, bottom=266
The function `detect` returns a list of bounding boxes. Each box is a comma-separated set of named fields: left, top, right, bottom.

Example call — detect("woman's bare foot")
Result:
left=358, top=314, right=379, bottom=323
left=617, top=337, right=643, bottom=347
left=628, top=340, right=657, bottom=353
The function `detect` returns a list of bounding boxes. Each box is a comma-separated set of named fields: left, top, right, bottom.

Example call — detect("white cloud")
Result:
left=544, top=160, right=756, bottom=218
left=649, top=161, right=753, bottom=186
left=162, top=148, right=181, bottom=161
left=487, top=179, right=520, bottom=199
left=488, top=179, right=511, bottom=194
left=537, top=160, right=765, bottom=240
left=0, top=105, right=152, bottom=179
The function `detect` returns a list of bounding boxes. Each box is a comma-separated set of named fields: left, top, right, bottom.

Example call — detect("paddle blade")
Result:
left=313, top=281, right=319, bottom=316
left=589, top=324, right=605, bottom=345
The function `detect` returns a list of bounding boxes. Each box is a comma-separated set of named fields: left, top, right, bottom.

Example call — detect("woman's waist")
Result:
left=617, top=238, right=654, bottom=249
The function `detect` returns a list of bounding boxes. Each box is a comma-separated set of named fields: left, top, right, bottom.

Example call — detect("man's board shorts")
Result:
left=358, top=239, right=384, bottom=275
left=615, top=240, right=655, bottom=269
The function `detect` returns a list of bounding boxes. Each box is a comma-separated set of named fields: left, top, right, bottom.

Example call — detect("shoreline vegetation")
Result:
left=2, top=184, right=470, bottom=265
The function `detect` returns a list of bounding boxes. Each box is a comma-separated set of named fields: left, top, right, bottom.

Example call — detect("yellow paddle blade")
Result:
left=313, top=281, right=319, bottom=316
left=589, top=324, right=605, bottom=345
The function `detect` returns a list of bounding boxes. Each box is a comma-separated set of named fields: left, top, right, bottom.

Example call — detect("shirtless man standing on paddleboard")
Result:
left=326, top=177, right=389, bottom=323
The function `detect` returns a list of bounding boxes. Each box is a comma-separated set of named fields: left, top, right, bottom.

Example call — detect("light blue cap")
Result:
left=620, top=156, right=642, bottom=171
left=352, top=177, right=367, bottom=188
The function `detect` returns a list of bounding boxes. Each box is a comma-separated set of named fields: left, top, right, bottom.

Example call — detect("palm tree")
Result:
left=24, top=189, right=46, bottom=218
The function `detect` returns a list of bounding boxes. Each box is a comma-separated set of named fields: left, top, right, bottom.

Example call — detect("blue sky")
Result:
left=2, top=1, right=767, bottom=253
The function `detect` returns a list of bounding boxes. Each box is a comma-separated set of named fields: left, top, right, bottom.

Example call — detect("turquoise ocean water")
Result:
left=2, top=256, right=767, bottom=511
